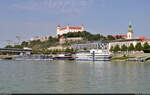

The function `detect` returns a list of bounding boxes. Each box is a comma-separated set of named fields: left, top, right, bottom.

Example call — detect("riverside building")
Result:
left=108, top=21, right=149, bottom=50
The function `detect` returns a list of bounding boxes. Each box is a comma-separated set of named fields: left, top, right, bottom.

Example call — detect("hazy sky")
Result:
left=0, top=0, right=150, bottom=47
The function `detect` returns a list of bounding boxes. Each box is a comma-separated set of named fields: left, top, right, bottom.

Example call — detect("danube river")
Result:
left=0, top=60, right=150, bottom=93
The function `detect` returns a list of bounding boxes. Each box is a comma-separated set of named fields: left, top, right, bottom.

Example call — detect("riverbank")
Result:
left=111, top=56, right=134, bottom=61
left=111, top=53, right=150, bottom=61
left=1, top=52, right=150, bottom=62
left=0, top=55, right=13, bottom=60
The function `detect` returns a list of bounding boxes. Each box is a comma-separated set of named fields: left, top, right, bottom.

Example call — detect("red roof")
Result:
left=138, top=37, right=145, bottom=40
left=60, top=36, right=65, bottom=39
left=112, top=35, right=127, bottom=38
left=69, top=27, right=81, bottom=29
left=57, top=25, right=61, bottom=27
left=121, top=35, right=127, bottom=37
left=142, top=39, right=150, bottom=41
left=59, top=27, right=82, bottom=31
left=60, top=27, right=67, bottom=31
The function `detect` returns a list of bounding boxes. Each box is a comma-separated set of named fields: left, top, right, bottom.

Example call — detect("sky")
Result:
left=0, top=0, right=150, bottom=48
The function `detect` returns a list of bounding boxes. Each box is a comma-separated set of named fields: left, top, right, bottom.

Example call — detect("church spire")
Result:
left=127, top=20, right=133, bottom=39
left=128, top=20, right=133, bottom=32
left=129, top=20, right=132, bottom=26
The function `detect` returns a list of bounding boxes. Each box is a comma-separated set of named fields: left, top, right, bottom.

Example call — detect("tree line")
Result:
left=62, top=31, right=124, bottom=42
left=110, top=42, right=150, bottom=52
left=32, top=48, right=78, bottom=54
left=4, top=31, right=122, bottom=50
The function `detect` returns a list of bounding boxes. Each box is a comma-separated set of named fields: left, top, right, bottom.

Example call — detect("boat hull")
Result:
left=75, top=59, right=110, bottom=61
left=75, top=51, right=112, bottom=61
left=52, top=57, right=75, bottom=60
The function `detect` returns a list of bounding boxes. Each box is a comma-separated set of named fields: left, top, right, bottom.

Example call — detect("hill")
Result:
left=3, top=31, right=124, bottom=54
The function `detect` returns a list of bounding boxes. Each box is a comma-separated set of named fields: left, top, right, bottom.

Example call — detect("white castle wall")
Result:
left=57, top=24, right=84, bottom=35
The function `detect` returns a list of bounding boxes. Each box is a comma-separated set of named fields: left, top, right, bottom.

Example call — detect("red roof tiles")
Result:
left=138, top=37, right=145, bottom=40
left=142, top=39, right=150, bottom=41
left=112, top=35, right=127, bottom=38
left=60, top=27, right=67, bottom=31
left=59, top=27, right=82, bottom=31
left=60, top=36, right=65, bottom=39
left=69, top=27, right=81, bottom=29
left=57, top=25, right=61, bottom=27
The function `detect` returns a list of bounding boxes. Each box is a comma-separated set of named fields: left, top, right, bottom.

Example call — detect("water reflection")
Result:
left=0, top=60, right=150, bottom=93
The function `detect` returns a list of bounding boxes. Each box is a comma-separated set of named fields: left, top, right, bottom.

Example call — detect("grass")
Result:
left=111, top=56, right=134, bottom=61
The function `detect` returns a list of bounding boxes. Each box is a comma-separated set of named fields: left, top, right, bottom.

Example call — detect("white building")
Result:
left=30, top=36, right=49, bottom=42
left=109, top=39, right=142, bottom=49
left=48, top=45, right=71, bottom=50
left=30, top=36, right=41, bottom=41
left=57, top=24, right=84, bottom=35
left=109, top=21, right=142, bottom=50
left=59, top=35, right=83, bottom=44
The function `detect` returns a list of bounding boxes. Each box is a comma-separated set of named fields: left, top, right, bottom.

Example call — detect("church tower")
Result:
left=127, top=21, right=133, bottom=39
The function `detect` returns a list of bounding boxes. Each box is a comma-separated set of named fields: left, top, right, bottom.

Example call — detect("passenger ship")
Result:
left=75, top=49, right=112, bottom=61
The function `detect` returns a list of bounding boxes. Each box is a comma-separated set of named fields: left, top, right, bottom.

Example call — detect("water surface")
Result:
left=0, top=60, right=150, bottom=93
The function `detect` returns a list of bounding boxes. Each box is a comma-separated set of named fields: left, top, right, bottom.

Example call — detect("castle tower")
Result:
left=127, top=21, right=133, bottom=39
left=81, top=24, right=84, bottom=31
left=57, top=25, right=61, bottom=35
left=66, top=24, right=69, bottom=29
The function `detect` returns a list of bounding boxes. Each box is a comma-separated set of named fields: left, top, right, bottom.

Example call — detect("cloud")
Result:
left=11, top=0, right=41, bottom=11
left=11, top=0, right=94, bottom=15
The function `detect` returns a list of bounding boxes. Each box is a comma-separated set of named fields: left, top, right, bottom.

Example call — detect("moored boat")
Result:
left=52, top=53, right=75, bottom=60
left=75, top=49, right=112, bottom=61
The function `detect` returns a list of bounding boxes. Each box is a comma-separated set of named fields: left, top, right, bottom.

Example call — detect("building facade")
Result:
left=57, top=24, right=84, bottom=35
left=59, top=35, right=83, bottom=44
left=30, top=36, right=49, bottom=42
left=109, top=39, right=142, bottom=49
left=109, top=22, right=142, bottom=50
left=48, top=45, right=71, bottom=50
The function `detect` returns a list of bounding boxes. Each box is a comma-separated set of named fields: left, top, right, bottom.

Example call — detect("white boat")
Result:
left=75, top=49, right=112, bottom=61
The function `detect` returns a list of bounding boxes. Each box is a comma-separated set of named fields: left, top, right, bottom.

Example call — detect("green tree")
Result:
left=113, top=44, right=120, bottom=52
left=110, top=46, right=114, bottom=52
left=21, top=41, right=28, bottom=47
left=14, top=45, right=23, bottom=49
left=128, top=43, right=135, bottom=51
left=74, top=49, right=78, bottom=53
left=121, top=44, right=127, bottom=51
left=5, top=45, right=13, bottom=48
left=107, top=35, right=115, bottom=41
left=32, top=49, right=42, bottom=54
left=116, top=35, right=122, bottom=39
left=143, top=42, right=150, bottom=50
left=0, top=51, right=3, bottom=55
left=83, top=47, right=87, bottom=51
left=65, top=48, right=71, bottom=53
left=135, top=43, right=143, bottom=51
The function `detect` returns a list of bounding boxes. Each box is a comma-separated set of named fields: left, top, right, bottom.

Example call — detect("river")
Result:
left=0, top=60, right=150, bottom=93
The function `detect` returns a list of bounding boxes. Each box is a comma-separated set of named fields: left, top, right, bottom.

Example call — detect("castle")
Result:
left=56, top=24, right=84, bottom=35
